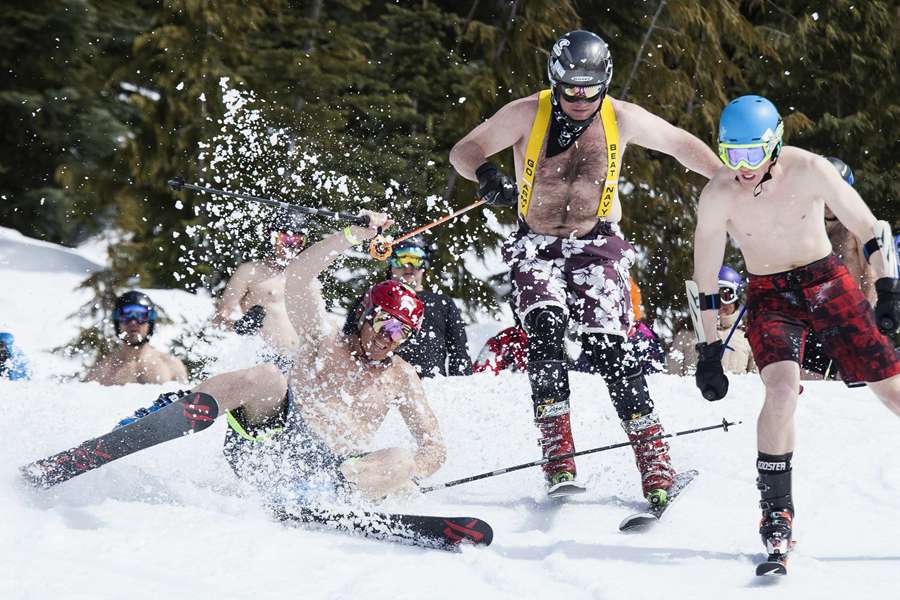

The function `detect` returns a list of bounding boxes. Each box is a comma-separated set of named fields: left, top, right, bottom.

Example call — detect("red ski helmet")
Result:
left=359, top=280, right=424, bottom=332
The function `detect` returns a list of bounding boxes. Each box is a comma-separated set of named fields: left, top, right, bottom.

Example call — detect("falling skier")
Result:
left=690, top=95, right=900, bottom=575
left=20, top=211, right=495, bottom=550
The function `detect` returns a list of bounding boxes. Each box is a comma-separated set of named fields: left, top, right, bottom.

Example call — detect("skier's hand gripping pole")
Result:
left=419, top=418, right=740, bottom=494
left=167, top=176, right=371, bottom=227
left=367, top=198, right=487, bottom=261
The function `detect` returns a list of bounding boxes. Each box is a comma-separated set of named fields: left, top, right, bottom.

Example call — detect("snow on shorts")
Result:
left=746, top=254, right=900, bottom=382
left=502, top=221, right=636, bottom=336
left=222, top=387, right=350, bottom=495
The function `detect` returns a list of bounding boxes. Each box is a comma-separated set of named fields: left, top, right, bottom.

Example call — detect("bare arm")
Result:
left=692, top=180, right=731, bottom=343
left=615, top=98, right=721, bottom=180
left=214, top=263, right=254, bottom=327
left=817, top=155, right=890, bottom=279
left=284, top=211, right=391, bottom=341
left=449, top=96, right=534, bottom=180
left=395, top=365, right=447, bottom=479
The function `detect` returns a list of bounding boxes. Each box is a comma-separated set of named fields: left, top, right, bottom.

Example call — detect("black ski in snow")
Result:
left=274, top=505, right=494, bottom=551
left=618, top=469, right=699, bottom=531
left=20, top=392, right=219, bottom=488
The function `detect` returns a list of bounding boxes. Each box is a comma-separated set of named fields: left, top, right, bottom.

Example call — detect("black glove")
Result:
left=234, top=305, right=266, bottom=336
left=695, top=340, right=729, bottom=401
left=475, top=162, right=518, bottom=208
left=874, top=277, right=900, bottom=334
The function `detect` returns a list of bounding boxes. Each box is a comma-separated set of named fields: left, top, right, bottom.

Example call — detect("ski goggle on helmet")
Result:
left=114, top=304, right=156, bottom=324
left=388, top=246, right=428, bottom=270
left=718, top=95, right=783, bottom=170
left=371, top=310, right=413, bottom=343
left=717, top=265, right=744, bottom=305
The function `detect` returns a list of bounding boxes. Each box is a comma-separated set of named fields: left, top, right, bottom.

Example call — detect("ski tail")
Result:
left=20, top=392, right=219, bottom=488
left=275, top=506, right=493, bottom=551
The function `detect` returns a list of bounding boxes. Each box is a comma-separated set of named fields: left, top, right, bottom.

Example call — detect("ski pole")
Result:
left=368, top=199, right=487, bottom=261
left=420, top=418, right=740, bottom=494
left=167, top=176, right=370, bottom=226
left=719, top=304, right=747, bottom=356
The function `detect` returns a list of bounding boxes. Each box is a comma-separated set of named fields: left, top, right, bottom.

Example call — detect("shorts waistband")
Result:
left=748, top=254, right=842, bottom=291
left=516, top=218, right=619, bottom=240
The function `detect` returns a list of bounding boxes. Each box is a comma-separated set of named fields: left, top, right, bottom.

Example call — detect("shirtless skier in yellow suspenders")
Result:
left=451, top=30, right=721, bottom=501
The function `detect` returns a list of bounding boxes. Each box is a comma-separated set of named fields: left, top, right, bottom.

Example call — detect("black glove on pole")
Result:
left=475, top=163, right=518, bottom=208
left=874, top=277, right=900, bottom=334
left=695, top=340, right=729, bottom=401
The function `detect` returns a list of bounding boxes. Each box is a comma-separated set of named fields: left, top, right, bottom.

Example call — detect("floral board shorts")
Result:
left=502, top=221, right=636, bottom=337
left=746, top=254, right=900, bottom=382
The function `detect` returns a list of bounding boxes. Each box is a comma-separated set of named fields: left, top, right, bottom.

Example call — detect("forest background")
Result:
left=1, top=0, right=897, bottom=356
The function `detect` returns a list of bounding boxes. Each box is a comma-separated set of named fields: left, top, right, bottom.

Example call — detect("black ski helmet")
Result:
left=547, top=30, right=614, bottom=93
left=113, top=290, right=157, bottom=336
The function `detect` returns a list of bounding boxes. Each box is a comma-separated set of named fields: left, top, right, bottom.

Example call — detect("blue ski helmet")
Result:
left=826, top=157, right=855, bottom=186
left=718, top=96, right=783, bottom=169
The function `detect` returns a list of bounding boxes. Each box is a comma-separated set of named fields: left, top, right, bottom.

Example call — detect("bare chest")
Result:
left=726, top=180, right=831, bottom=271
left=245, top=271, right=286, bottom=304
left=520, top=121, right=612, bottom=235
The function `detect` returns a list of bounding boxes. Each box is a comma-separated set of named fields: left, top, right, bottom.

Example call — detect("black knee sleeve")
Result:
left=581, top=333, right=654, bottom=420
left=757, top=452, right=794, bottom=514
left=525, top=306, right=567, bottom=363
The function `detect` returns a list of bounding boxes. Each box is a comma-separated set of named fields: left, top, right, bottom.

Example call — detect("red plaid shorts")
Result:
left=746, top=254, right=900, bottom=382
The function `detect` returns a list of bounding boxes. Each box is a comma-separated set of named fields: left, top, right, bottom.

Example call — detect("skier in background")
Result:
left=0, top=332, right=31, bottom=381
left=84, top=291, right=188, bottom=386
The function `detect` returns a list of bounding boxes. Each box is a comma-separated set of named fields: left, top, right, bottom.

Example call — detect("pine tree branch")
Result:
left=619, top=0, right=667, bottom=102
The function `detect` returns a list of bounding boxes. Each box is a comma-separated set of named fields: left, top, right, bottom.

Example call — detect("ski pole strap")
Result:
left=167, top=177, right=370, bottom=226
left=420, top=418, right=739, bottom=493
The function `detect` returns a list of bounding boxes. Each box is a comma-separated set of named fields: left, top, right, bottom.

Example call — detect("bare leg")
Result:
left=339, top=447, right=417, bottom=501
left=194, top=363, right=287, bottom=421
left=758, top=361, right=801, bottom=454
left=867, top=373, right=900, bottom=417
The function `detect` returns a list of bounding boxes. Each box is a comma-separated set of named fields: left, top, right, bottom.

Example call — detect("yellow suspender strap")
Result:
left=518, top=90, right=553, bottom=217
left=518, top=90, right=620, bottom=218
left=597, top=98, right=619, bottom=217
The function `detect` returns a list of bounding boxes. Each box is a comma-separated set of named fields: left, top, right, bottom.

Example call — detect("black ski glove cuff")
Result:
left=874, top=277, right=900, bottom=334
left=475, top=162, right=518, bottom=208
left=695, top=340, right=729, bottom=401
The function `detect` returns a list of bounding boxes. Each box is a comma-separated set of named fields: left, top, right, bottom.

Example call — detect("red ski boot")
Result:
left=535, top=400, right=585, bottom=498
left=622, top=412, right=675, bottom=506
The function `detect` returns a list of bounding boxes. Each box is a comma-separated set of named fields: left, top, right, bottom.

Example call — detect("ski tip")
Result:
left=443, top=517, right=494, bottom=548
left=755, top=562, right=787, bottom=576
left=618, top=513, right=657, bottom=532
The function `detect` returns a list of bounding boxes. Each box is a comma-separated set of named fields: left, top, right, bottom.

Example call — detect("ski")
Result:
left=274, top=505, right=493, bottom=551
left=547, top=480, right=587, bottom=499
left=618, top=469, right=699, bottom=531
left=20, top=392, right=219, bottom=488
left=755, top=555, right=788, bottom=576
left=756, top=539, right=796, bottom=576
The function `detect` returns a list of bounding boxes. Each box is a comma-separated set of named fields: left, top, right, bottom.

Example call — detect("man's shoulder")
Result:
left=702, top=166, right=738, bottom=197
left=780, top=146, right=830, bottom=174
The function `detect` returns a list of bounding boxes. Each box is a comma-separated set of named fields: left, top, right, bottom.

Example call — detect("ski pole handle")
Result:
left=420, top=418, right=740, bottom=493
left=167, top=177, right=370, bottom=227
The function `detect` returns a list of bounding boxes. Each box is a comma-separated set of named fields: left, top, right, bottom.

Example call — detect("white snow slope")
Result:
left=1, top=228, right=899, bottom=600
